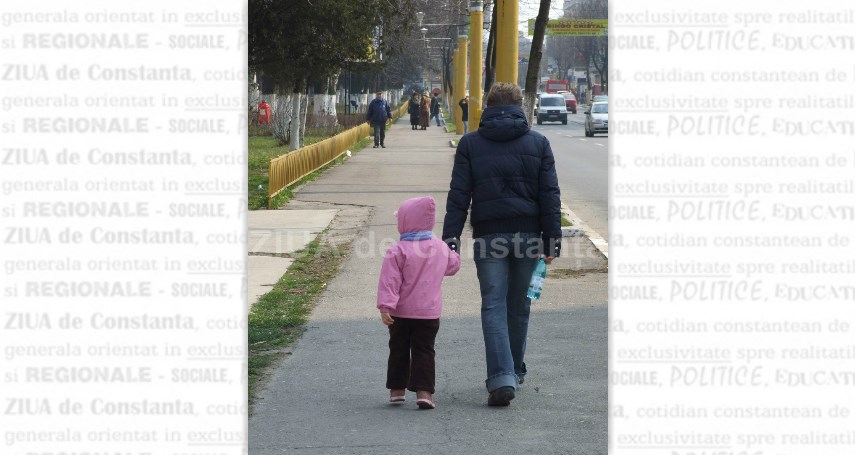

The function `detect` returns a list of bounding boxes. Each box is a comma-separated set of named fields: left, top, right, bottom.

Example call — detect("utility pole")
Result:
left=469, top=0, right=484, bottom=131
left=452, top=45, right=459, bottom=125
left=495, top=0, right=518, bottom=84
left=455, top=28, right=468, bottom=135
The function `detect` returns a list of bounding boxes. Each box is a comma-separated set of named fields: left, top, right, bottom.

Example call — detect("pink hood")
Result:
left=377, top=196, right=460, bottom=319
left=397, top=196, right=435, bottom=234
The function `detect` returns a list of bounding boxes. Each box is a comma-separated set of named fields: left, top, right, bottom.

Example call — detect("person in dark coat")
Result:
left=430, top=94, right=442, bottom=126
left=458, top=95, right=470, bottom=133
left=441, top=82, right=562, bottom=407
left=408, top=92, right=421, bottom=130
left=365, top=91, right=392, bottom=148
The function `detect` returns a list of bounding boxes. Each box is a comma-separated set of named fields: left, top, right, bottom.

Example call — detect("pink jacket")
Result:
left=377, top=196, right=461, bottom=319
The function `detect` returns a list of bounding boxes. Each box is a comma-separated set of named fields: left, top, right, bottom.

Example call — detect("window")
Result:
left=592, top=103, right=608, bottom=114
left=540, top=97, right=564, bottom=107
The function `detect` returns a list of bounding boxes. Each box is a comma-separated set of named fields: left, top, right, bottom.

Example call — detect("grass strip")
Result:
left=248, top=135, right=372, bottom=210
left=442, top=108, right=456, bottom=133
left=247, top=235, right=346, bottom=406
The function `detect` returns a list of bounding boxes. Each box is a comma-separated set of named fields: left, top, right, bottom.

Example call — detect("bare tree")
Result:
left=562, top=0, right=607, bottom=100
left=483, top=0, right=498, bottom=95
left=523, top=0, right=551, bottom=124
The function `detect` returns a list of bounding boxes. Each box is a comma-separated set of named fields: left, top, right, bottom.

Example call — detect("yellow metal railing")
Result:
left=396, top=100, right=409, bottom=119
left=268, top=100, right=408, bottom=207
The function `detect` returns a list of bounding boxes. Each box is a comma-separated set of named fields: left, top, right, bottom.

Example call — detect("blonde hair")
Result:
left=485, top=82, right=523, bottom=107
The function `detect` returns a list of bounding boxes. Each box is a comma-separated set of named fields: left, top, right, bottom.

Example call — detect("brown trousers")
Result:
left=386, top=317, right=440, bottom=394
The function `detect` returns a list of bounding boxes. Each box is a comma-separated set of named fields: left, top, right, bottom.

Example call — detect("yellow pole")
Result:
left=495, top=0, right=518, bottom=84
left=456, top=31, right=468, bottom=135
left=469, top=1, right=483, bottom=132
left=452, top=47, right=459, bottom=126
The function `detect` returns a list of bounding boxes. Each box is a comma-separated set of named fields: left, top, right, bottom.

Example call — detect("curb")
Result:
left=561, top=202, right=608, bottom=259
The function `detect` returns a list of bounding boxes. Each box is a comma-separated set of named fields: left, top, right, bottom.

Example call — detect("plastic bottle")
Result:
left=526, top=258, right=548, bottom=301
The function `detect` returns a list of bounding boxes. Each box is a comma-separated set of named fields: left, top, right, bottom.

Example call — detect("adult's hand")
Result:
left=380, top=312, right=394, bottom=326
left=544, top=256, right=554, bottom=265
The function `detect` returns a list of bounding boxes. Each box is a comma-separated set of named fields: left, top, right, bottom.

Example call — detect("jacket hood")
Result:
left=478, top=105, right=529, bottom=142
left=396, top=196, right=435, bottom=234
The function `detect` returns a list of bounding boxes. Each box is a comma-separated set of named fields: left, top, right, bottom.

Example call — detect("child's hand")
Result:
left=380, top=312, right=394, bottom=326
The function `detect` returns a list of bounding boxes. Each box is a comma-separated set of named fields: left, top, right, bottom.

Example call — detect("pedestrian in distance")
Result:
left=377, top=196, right=461, bottom=410
left=366, top=91, right=392, bottom=148
left=408, top=91, right=421, bottom=130
left=419, top=91, right=431, bottom=130
left=442, top=82, right=562, bottom=407
left=458, top=95, right=470, bottom=134
left=430, top=93, right=442, bottom=126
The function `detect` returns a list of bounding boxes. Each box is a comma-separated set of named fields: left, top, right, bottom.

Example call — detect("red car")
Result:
left=557, top=91, right=577, bottom=114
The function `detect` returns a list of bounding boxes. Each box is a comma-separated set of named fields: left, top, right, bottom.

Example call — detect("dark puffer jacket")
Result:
left=442, top=104, right=562, bottom=257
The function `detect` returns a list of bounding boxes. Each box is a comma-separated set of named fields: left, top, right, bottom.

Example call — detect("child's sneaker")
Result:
left=389, top=389, right=406, bottom=403
left=416, top=391, right=435, bottom=409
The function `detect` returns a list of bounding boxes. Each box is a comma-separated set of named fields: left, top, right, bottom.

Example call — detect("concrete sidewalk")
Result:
left=249, top=117, right=607, bottom=454
left=247, top=209, right=338, bottom=306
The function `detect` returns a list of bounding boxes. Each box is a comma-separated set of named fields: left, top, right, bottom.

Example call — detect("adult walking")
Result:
left=430, top=93, right=442, bottom=126
left=441, top=83, right=562, bottom=407
left=419, top=91, right=431, bottom=130
left=366, top=91, right=392, bottom=148
left=458, top=95, right=469, bottom=134
left=408, top=92, right=421, bottom=130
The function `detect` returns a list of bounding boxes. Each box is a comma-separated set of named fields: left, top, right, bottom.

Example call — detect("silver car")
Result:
left=584, top=101, right=608, bottom=137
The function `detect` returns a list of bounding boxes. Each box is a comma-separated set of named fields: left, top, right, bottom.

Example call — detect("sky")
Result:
left=518, top=0, right=567, bottom=34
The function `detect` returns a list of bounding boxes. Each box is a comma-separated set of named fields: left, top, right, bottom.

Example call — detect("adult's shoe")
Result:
left=487, top=386, right=515, bottom=407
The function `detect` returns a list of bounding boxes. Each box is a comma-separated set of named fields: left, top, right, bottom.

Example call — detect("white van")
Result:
left=535, top=94, right=568, bottom=125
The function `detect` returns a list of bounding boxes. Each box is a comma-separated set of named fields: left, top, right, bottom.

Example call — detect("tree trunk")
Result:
left=483, top=0, right=498, bottom=96
left=273, top=92, right=290, bottom=145
left=444, top=48, right=454, bottom=112
left=523, top=0, right=551, bottom=125
left=596, top=37, right=608, bottom=94
left=584, top=46, right=592, bottom=104
left=272, top=80, right=294, bottom=145
left=289, top=78, right=304, bottom=151
left=299, top=91, right=309, bottom=144
left=312, top=72, right=339, bottom=128
left=356, top=92, right=367, bottom=111
left=249, top=72, right=260, bottom=111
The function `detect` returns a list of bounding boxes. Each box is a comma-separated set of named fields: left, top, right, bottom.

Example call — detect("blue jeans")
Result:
left=463, top=120, right=469, bottom=134
left=431, top=113, right=441, bottom=126
left=473, top=233, right=540, bottom=391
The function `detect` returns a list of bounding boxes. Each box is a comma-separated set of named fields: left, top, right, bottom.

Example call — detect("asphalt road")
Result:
left=531, top=114, right=609, bottom=240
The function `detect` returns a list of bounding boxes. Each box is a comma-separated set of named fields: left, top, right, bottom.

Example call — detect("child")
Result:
left=377, top=196, right=460, bottom=409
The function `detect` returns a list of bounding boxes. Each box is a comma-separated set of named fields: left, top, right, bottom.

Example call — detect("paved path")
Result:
left=246, top=209, right=338, bottom=306
left=249, top=117, right=607, bottom=454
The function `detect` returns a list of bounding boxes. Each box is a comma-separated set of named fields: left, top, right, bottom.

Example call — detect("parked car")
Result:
left=556, top=91, right=577, bottom=114
left=584, top=101, right=608, bottom=136
left=593, top=95, right=608, bottom=102
left=535, top=94, right=568, bottom=125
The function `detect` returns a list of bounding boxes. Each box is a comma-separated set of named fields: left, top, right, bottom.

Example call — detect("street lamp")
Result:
left=420, top=27, right=428, bottom=40
left=416, top=11, right=425, bottom=27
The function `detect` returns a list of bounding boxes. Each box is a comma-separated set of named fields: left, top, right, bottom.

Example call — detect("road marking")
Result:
left=595, top=143, right=604, bottom=147
left=579, top=138, right=587, bottom=142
